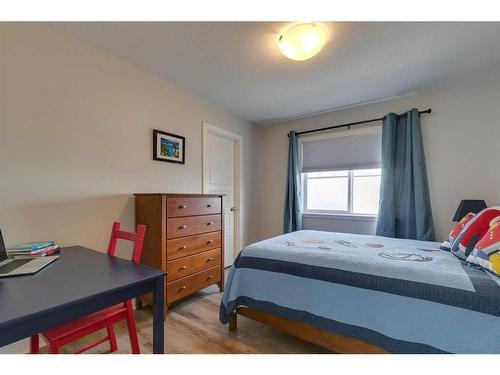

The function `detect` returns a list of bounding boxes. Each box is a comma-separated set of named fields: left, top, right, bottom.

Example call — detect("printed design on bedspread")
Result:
left=285, top=237, right=442, bottom=254
left=366, top=243, right=384, bottom=248
left=303, top=239, right=325, bottom=244
left=286, top=238, right=361, bottom=250
left=416, top=248, right=441, bottom=252
left=286, top=239, right=333, bottom=250
left=379, top=252, right=433, bottom=262
left=334, top=240, right=357, bottom=248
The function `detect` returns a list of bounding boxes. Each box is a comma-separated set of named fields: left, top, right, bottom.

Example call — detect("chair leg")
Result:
left=125, top=302, right=140, bottom=354
left=229, top=311, right=237, bottom=331
left=107, top=325, right=118, bottom=352
left=49, top=342, right=60, bottom=354
left=30, top=335, right=39, bottom=354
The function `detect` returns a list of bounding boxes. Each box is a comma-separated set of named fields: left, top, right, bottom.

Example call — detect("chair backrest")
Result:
left=107, top=221, right=146, bottom=264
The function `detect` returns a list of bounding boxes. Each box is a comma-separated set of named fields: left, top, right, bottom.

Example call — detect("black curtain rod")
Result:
left=290, top=108, right=432, bottom=137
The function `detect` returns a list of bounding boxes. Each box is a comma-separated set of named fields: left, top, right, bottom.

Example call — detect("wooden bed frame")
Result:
left=228, top=307, right=387, bottom=353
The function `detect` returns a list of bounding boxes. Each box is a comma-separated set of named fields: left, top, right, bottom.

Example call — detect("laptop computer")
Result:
left=0, top=230, right=59, bottom=277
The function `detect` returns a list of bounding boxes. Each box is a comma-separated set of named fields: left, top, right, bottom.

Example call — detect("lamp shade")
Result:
left=452, top=200, right=487, bottom=222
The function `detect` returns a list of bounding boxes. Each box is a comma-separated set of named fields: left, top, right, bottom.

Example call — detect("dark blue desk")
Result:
left=0, top=246, right=165, bottom=353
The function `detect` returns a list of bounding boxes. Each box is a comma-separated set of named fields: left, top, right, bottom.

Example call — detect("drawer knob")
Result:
left=179, top=245, right=187, bottom=250
left=179, top=225, right=187, bottom=229
left=180, top=286, right=187, bottom=291
left=179, top=204, right=187, bottom=209
left=180, top=265, right=187, bottom=270
left=207, top=257, right=214, bottom=262
left=207, top=275, right=214, bottom=280
left=207, top=240, right=214, bottom=244
left=207, top=204, right=213, bottom=208
left=207, top=222, right=213, bottom=226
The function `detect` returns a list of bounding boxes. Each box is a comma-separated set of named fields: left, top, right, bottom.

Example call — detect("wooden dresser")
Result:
left=134, top=193, right=224, bottom=313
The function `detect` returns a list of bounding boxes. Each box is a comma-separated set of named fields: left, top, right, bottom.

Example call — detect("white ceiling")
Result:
left=55, top=22, right=500, bottom=125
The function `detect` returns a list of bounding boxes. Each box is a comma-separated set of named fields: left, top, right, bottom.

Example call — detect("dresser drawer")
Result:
left=167, top=197, right=221, bottom=218
left=166, top=231, right=221, bottom=260
left=166, top=214, right=221, bottom=239
left=166, top=265, right=221, bottom=304
left=166, top=248, right=221, bottom=282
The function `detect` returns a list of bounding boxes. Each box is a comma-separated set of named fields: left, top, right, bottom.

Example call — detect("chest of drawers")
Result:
left=134, top=193, right=224, bottom=314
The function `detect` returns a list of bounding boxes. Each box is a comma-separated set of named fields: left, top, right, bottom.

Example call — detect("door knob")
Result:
left=230, top=207, right=237, bottom=212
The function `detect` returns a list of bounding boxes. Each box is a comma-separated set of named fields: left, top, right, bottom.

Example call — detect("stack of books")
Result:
left=6, top=241, right=61, bottom=257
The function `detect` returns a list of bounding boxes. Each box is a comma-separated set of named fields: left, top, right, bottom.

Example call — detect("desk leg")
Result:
left=152, top=277, right=165, bottom=354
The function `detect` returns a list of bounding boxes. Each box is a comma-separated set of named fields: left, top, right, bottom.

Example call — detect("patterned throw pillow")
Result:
left=466, top=218, right=500, bottom=278
left=441, top=212, right=475, bottom=251
left=450, top=206, right=500, bottom=260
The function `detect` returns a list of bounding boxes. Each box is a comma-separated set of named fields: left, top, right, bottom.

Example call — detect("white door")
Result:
left=202, top=123, right=240, bottom=267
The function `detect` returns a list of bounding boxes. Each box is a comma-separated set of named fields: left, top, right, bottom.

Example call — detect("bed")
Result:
left=220, top=230, right=500, bottom=354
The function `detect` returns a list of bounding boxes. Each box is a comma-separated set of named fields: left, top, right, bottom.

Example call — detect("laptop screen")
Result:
left=0, top=230, right=8, bottom=262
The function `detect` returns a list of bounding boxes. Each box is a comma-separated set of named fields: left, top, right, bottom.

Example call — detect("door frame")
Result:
left=202, top=122, right=243, bottom=266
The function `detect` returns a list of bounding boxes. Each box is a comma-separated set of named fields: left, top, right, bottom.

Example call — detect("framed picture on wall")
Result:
left=153, top=129, right=185, bottom=164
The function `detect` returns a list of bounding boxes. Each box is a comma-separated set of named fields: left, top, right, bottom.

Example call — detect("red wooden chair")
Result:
left=30, top=222, right=146, bottom=354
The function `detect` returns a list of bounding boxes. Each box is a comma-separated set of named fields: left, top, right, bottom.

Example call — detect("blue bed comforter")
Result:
left=220, top=230, right=500, bottom=353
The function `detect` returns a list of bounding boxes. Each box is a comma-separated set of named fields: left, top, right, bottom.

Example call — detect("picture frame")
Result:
left=153, top=129, right=185, bottom=164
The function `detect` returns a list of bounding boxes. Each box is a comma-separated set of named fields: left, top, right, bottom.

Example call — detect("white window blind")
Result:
left=301, top=130, right=382, bottom=173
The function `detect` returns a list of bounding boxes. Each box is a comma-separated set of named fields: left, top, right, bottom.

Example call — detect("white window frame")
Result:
left=303, top=169, right=380, bottom=217
left=299, top=126, right=381, bottom=220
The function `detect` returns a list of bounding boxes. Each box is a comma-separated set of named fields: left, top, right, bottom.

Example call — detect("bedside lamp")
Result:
left=452, top=200, right=487, bottom=222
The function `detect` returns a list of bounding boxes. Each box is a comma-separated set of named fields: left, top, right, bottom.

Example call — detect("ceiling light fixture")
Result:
left=278, top=23, right=327, bottom=61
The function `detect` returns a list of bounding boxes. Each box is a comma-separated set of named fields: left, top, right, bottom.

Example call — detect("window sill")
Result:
left=302, top=212, right=378, bottom=222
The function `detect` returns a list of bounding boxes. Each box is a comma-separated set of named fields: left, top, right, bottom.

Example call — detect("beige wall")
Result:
left=0, top=23, right=261, bottom=258
left=0, top=22, right=262, bottom=353
left=259, top=79, right=500, bottom=241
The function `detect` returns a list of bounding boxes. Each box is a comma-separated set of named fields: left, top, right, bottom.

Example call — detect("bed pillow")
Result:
left=450, top=206, right=500, bottom=260
left=441, top=212, right=475, bottom=251
left=466, top=218, right=500, bottom=278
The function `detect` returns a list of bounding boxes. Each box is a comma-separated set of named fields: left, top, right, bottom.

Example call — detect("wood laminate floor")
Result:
left=38, top=283, right=329, bottom=354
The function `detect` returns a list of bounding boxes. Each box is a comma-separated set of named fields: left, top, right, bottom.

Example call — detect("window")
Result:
left=300, top=128, right=382, bottom=216
left=303, top=168, right=381, bottom=215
